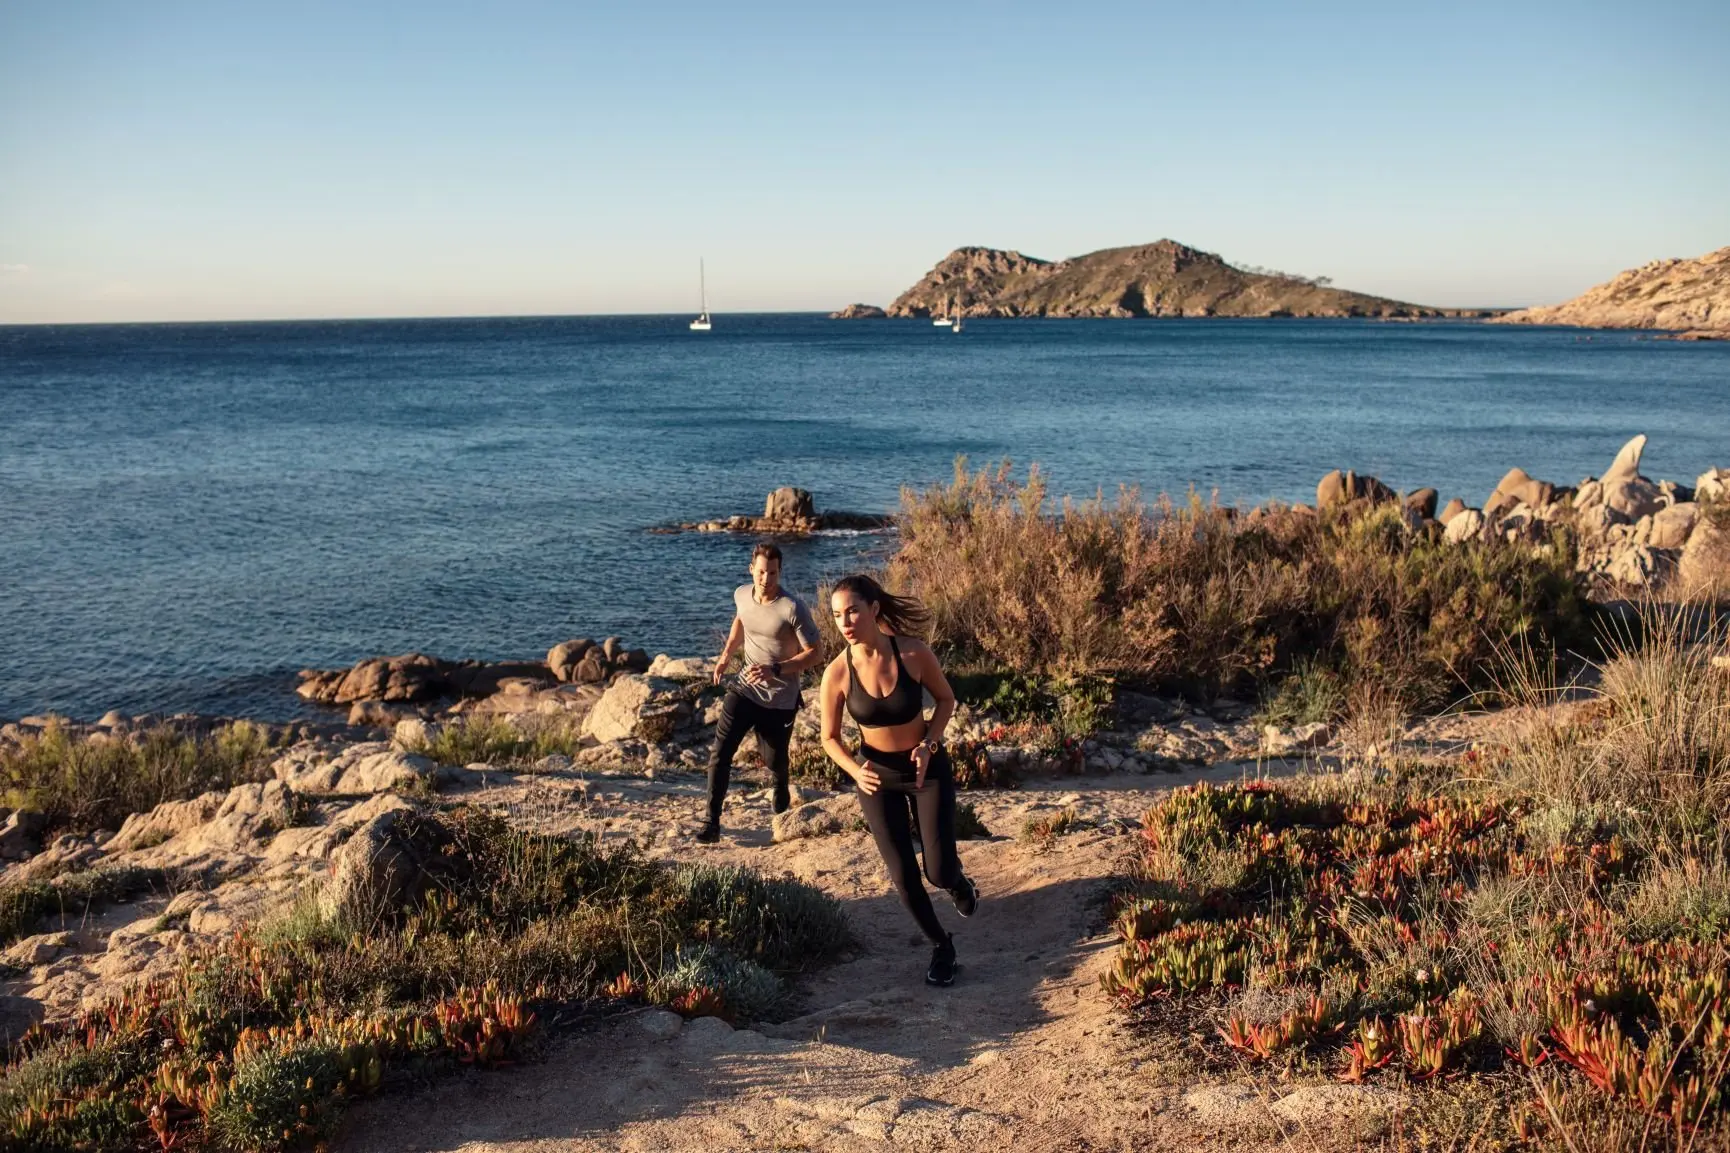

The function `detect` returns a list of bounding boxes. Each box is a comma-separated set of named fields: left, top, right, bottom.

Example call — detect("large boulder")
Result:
left=273, top=743, right=441, bottom=795
left=320, top=810, right=422, bottom=923
left=583, top=675, right=690, bottom=744
left=1696, top=468, right=1730, bottom=504
left=1592, top=434, right=1665, bottom=521
left=548, top=639, right=596, bottom=682
left=1403, top=488, right=1439, bottom=521
left=1442, top=508, right=1486, bottom=544
left=764, top=487, right=816, bottom=522
left=647, top=654, right=716, bottom=681
left=0, top=810, right=46, bottom=861
left=1438, top=498, right=1467, bottom=526
left=1485, top=468, right=1555, bottom=521
left=1606, top=545, right=1675, bottom=588
left=332, top=654, right=447, bottom=704
left=1603, top=434, right=1647, bottom=485
left=1650, top=503, right=1700, bottom=550
left=1316, top=470, right=1395, bottom=511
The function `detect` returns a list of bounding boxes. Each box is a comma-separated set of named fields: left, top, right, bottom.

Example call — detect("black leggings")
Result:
left=855, top=745, right=965, bottom=945
left=707, top=690, right=797, bottom=822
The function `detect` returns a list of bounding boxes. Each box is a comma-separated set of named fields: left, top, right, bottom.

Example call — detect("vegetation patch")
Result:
left=0, top=866, right=169, bottom=948
left=0, top=721, right=277, bottom=838
left=891, top=460, right=1591, bottom=717
left=0, top=810, right=849, bottom=1152
left=402, top=714, right=587, bottom=769
left=1104, top=612, right=1730, bottom=1149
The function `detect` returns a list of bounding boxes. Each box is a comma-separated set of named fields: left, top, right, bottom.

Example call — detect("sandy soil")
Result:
left=332, top=758, right=1409, bottom=1153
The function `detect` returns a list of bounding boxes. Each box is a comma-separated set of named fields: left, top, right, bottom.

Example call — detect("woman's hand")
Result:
left=851, top=760, right=881, bottom=796
left=912, top=740, right=932, bottom=787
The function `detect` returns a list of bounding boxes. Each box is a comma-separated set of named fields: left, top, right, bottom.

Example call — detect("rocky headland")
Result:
left=868, top=240, right=1498, bottom=320
left=1493, top=244, right=1730, bottom=334
left=828, top=303, right=886, bottom=319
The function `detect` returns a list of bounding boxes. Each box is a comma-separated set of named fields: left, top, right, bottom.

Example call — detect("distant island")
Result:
left=1492, top=245, right=1729, bottom=338
left=835, top=239, right=1499, bottom=320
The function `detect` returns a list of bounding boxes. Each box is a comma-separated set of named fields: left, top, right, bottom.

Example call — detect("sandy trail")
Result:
left=337, top=761, right=1295, bottom=1153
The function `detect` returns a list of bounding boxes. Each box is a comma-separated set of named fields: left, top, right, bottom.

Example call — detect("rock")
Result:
left=96, top=710, right=127, bottom=729
left=1403, top=487, right=1438, bottom=520
left=1603, top=434, right=1648, bottom=486
left=829, top=303, right=887, bottom=319
left=1317, top=470, right=1395, bottom=511
left=1442, top=508, right=1485, bottom=544
left=273, top=743, right=440, bottom=796
left=618, top=648, right=651, bottom=674
left=1604, top=477, right=1665, bottom=522
left=1268, top=1084, right=1401, bottom=1137
left=547, top=639, right=596, bottom=682
left=602, top=637, right=624, bottom=661
left=392, top=716, right=436, bottom=751
left=1578, top=503, right=1629, bottom=538
left=347, top=700, right=411, bottom=728
left=647, top=654, right=715, bottom=681
left=1650, top=502, right=1700, bottom=549
left=0, top=810, right=46, bottom=860
left=764, top=487, right=816, bottom=522
left=1606, top=545, right=1672, bottom=588
left=1261, top=723, right=1331, bottom=757
left=772, top=799, right=848, bottom=843
left=573, top=651, right=609, bottom=684
left=1438, top=498, right=1467, bottom=526
left=637, top=1009, right=685, bottom=1039
left=333, top=653, right=447, bottom=704
left=5, top=931, right=71, bottom=967
left=1485, top=467, right=1554, bottom=520
left=582, top=675, right=689, bottom=744
left=321, top=809, right=420, bottom=922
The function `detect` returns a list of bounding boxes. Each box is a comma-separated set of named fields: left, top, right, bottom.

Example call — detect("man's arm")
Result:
left=714, top=617, right=744, bottom=685
left=776, top=599, right=823, bottom=676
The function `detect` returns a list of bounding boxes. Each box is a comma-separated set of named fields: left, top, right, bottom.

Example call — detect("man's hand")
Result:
left=712, top=657, right=728, bottom=686
left=741, top=662, right=768, bottom=686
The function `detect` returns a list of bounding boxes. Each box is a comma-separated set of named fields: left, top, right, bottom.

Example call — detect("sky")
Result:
left=1, top=0, right=1726, bottom=323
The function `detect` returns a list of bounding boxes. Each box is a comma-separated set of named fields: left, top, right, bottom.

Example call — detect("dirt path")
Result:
left=337, top=761, right=1309, bottom=1153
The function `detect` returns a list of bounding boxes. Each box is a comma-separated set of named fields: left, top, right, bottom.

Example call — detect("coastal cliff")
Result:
left=1493, top=245, right=1730, bottom=334
left=876, top=240, right=1486, bottom=319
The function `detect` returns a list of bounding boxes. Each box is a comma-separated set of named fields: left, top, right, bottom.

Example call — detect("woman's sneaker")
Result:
left=695, top=820, right=721, bottom=844
left=926, top=935, right=957, bottom=987
left=948, top=876, right=978, bottom=917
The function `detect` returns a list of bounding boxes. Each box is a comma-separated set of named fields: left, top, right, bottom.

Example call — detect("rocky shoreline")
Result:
left=654, top=485, right=892, bottom=536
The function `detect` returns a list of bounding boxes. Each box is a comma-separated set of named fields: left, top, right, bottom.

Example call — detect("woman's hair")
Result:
left=831, top=574, right=931, bottom=638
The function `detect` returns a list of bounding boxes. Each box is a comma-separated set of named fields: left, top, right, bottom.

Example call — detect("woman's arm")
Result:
left=820, top=658, right=879, bottom=795
left=906, top=641, right=957, bottom=784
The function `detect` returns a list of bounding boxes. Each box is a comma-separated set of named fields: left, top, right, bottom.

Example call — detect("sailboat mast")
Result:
left=700, top=258, right=708, bottom=317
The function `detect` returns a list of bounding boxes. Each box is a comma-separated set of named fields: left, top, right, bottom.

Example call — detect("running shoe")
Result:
left=695, top=821, right=721, bottom=844
left=925, top=934, right=957, bottom=987
left=949, top=875, right=979, bottom=918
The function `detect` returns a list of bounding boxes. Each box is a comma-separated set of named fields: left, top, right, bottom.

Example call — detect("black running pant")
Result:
left=706, top=690, right=797, bottom=822
left=855, top=745, right=963, bottom=944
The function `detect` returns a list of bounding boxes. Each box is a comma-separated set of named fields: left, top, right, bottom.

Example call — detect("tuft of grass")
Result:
left=1019, top=806, right=1081, bottom=850
left=0, top=866, right=169, bottom=947
left=0, top=721, right=276, bottom=838
left=404, top=714, right=588, bottom=769
left=0, top=809, right=849, bottom=1152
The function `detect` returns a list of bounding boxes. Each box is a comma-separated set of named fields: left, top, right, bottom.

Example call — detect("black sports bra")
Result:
left=845, top=637, right=924, bottom=727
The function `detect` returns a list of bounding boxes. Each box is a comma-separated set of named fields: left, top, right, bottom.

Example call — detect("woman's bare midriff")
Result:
left=859, top=717, right=929, bottom=756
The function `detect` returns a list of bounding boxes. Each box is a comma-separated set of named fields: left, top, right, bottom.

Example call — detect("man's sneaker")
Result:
left=772, top=787, right=791, bottom=815
left=925, top=934, right=957, bottom=987
left=695, top=821, right=721, bottom=844
left=949, top=876, right=979, bottom=918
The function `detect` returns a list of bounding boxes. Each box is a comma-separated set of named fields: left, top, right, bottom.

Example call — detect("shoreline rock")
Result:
left=829, top=303, right=887, bottom=319
left=659, top=486, right=892, bottom=535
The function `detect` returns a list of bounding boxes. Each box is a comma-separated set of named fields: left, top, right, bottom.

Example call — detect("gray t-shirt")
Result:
left=731, top=584, right=820, bottom=710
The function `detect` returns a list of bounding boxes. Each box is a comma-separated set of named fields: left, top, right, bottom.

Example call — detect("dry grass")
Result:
left=889, top=459, right=1590, bottom=719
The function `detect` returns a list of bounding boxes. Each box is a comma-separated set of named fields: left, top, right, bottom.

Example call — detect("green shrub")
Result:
left=405, top=714, right=587, bottom=769
left=649, top=945, right=783, bottom=1022
left=667, top=863, right=851, bottom=973
left=204, top=1040, right=349, bottom=1152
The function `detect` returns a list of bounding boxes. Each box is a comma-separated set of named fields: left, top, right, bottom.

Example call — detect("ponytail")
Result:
left=832, top=574, right=931, bottom=639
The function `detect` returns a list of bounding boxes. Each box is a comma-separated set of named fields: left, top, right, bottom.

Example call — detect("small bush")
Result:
left=1019, top=806, right=1081, bottom=849
left=649, top=945, right=783, bottom=1022
left=0, top=721, right=276, bottom=837
left=406, top=714, right=586, bottom=769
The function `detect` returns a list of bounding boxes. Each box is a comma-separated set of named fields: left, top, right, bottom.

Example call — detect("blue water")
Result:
left=2, top=315, right=1726, bottom=721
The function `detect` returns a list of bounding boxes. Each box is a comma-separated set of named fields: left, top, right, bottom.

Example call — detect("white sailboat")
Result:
left=689, top=259, right=712, bottom=331
left=952, top=298, right=964, bottom=334
left=932, top=304, right=953, bottom=328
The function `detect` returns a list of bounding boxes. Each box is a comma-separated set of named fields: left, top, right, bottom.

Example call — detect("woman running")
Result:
left=819, top=575, right=978, bottom=986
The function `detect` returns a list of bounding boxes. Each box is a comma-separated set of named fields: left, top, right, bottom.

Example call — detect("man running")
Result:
left=698, top=542, right=822, bottom=843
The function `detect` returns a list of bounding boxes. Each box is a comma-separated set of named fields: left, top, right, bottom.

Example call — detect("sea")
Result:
left=2, top=314, right=1726, bottom=722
